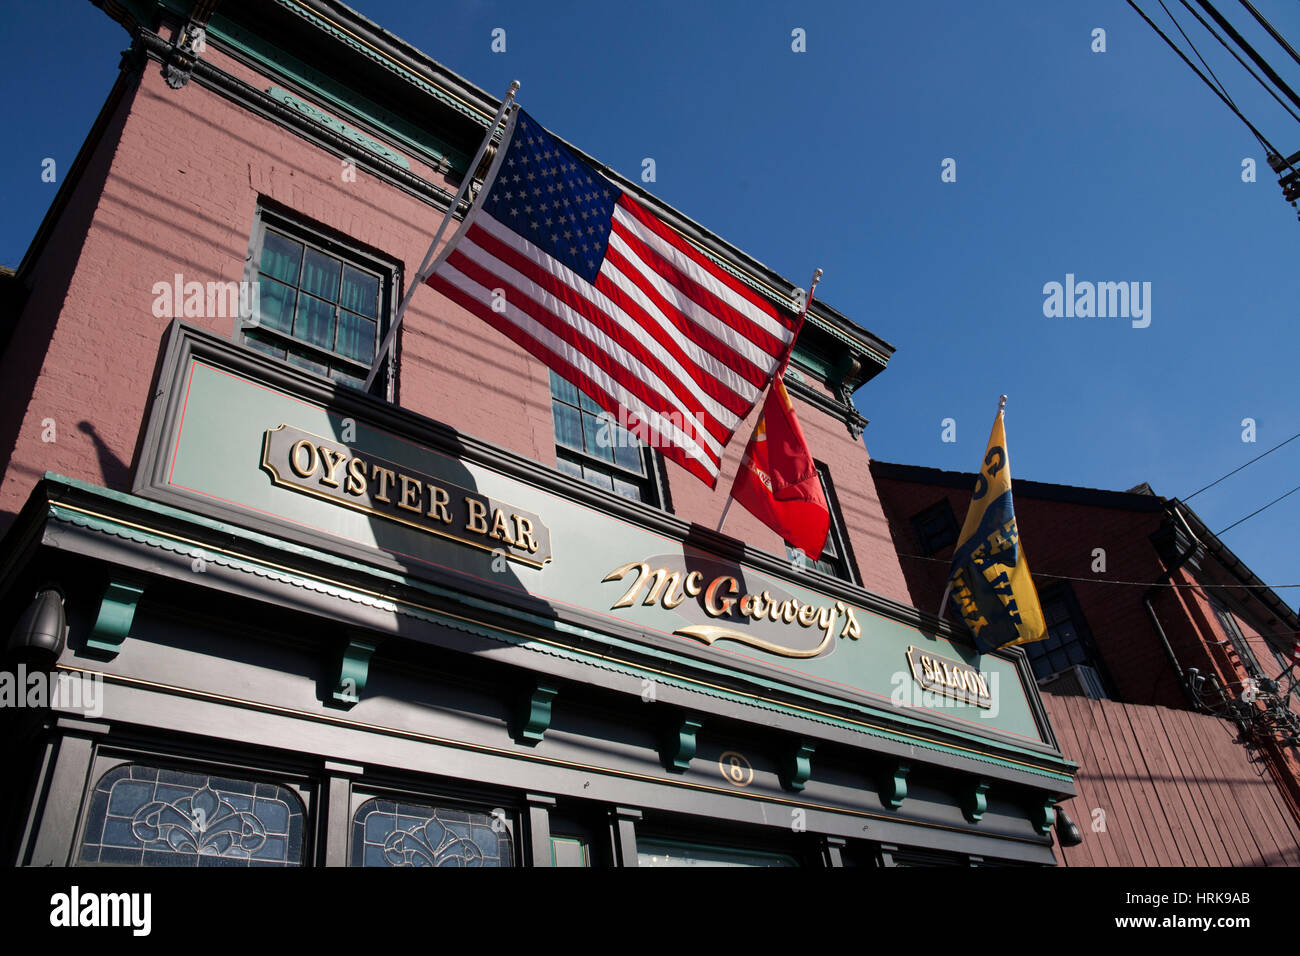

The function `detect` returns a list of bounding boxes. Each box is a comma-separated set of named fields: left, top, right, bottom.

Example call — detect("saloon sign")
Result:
left=261, top=424, right=552, bottom=567
left=602, top=557, right=862, bottom=659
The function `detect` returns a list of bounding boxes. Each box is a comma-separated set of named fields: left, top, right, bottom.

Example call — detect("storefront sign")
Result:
left=603, top=558, right=861, bottom=658
left=907, top=646, right=992, bottom=708
left=261, top=424, right=552, bottom=567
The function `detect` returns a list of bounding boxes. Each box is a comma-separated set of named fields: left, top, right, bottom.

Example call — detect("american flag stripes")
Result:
left=425, top=108, right=800, bottom=487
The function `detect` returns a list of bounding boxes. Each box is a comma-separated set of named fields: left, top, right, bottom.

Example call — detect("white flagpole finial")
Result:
left=507, top=80, right=521, bottom=98
left=998, top=394, right=1008, bottom=412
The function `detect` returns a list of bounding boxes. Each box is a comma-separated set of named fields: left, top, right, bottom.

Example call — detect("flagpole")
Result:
left=364, top=80, right=520, bottom=392
left=716, top=267, right=822, bottom=536
left=939, top=394, right=1008, bottom=619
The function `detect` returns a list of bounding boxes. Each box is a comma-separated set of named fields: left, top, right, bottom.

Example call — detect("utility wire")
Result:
left=1129, top=0, right=1300, bottom=180
left=1238, top=0, right=1300, bottom=72
left=1177, top=0, right=1300, bottom=124
left=1216, top=482, right=1300, bottom=535
left=1163, top=0, right=1239, bottom=107
left=1196, top=0, right=1300, bottom=112
left=1184, top=430, right=1300, bottom=500
left=896, top=550, right=1300, bottom=589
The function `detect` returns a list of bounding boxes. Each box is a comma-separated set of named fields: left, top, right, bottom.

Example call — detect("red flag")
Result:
left=729, top=376, right=830, bottom=559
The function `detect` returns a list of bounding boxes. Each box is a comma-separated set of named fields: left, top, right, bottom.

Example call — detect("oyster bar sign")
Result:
left=261, top=424, right=552, bottom=567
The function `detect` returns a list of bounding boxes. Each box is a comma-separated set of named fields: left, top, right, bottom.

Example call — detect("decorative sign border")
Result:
left=906, top=645, right=993, bottom=709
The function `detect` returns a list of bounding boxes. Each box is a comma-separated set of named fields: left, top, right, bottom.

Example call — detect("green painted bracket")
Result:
left=880, top=760, right=911, bottom=810
left=659, top=716, right=703, bottom=773
left=85, top=581, right=144, bottom=659
left=514, top=682, right=558, bottom=745
left=780, top=740, right=816, bottom=793
left=329, top=637, right=378, bottom=709
left=1033, top=797, right=1058, bottom=836
left=963, top=779, right=991, bottom=824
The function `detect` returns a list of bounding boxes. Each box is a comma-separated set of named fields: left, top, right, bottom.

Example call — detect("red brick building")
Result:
left=871, top=460, right=1300, bottom=863
left=0, top=0, right=1079, bottom=867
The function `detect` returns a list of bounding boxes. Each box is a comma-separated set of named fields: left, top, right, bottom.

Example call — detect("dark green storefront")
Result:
left=1, top=322, right=1076, bottom=867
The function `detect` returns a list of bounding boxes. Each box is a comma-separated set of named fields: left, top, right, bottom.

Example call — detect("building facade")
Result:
left=0, top=0, right=1077, bottom=867
left=872, top=460, right=1300, bottom=863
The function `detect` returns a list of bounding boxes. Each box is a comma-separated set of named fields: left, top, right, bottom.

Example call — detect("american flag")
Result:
left=426, top=108, right=800, bottom=487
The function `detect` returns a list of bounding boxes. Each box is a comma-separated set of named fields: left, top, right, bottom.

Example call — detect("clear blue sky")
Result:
left=2, top=1, right=1296, bottom=602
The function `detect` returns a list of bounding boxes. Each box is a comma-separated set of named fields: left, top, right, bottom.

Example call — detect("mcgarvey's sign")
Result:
left=261, top=424, right=552, bottom=567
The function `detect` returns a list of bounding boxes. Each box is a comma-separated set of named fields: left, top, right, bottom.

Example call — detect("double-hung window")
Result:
left=242, top=207, right=395, bottom=398
left=549, top=370, right=663, bottom=506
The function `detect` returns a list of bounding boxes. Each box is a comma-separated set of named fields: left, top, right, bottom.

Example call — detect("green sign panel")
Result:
left=153, top=358, right=1048, bottom=746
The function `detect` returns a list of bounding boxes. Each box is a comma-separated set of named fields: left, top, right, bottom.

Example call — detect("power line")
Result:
left=1176, top=0, right=1300, bottom=124
left=1128, top=0, right=1300, bottom=180
left=1238, top=0, right=1300, bottom=72
left=1216, top=482, right=1300, bottom=535
left=1183, top=430, right=1300, bottom=500
left=1195, top=0, right=1300, bottom=113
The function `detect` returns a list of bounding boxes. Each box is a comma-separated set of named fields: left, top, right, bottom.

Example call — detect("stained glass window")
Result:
left=351, top=799, right=515, bottom=867
left=78, top=764, right=305, bottom=866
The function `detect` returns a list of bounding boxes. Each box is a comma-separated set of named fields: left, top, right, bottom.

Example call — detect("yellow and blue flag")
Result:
left=947, top=399, right=1047, bottom=654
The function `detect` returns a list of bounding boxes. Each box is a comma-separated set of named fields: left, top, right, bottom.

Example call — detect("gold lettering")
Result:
left=371, top=465, right=396, bottom=503
left=643, top=568, right=684, bottom=608
left=704, top=576, right=739, bottom=617
left=839, top=606, right=861, bottom=640
left=738, top=594, right=759, bottom=619
left=317, top=447, right=346, bottom=488
left=603, top=561, right=650, bottom=609
left=816, top=605, right=837, bottom=645
left=489, top=508, right=516, bottom=545
left=345, top=457, right=367, bottom=496
left=973, top=673, right=991, bottom=699
left=289, top=439, right=317, bottom=478
left=921, top=656, right=936, bottom=682
left=427, top=486, right=452, bottom=523
left=466, top=498, right=489, bottom=533
left=796, top=604, right=817, bottom=627
left=683, top=571, right=704, bottom=597
left=513, top=515, right=538, bottom=553
left=398, top=474, right=422, bottom=513
left=781, top=600, right=798, bottom=624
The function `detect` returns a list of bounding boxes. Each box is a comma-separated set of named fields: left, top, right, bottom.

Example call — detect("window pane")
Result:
left=553, top=401, right=584, bottom=452
left=286, top=348, right=328, bottom=376
left=556, top=456, right=583, bottom=480
left=339, top=265, right=380, bottom=318
left=295, top=294, right=335, bottom=351
left=612, top=475, right=645, bottom=502
left=330, top=366, right=366, bottom=390
left=582, top=465, right=614, bottom=491
left=582, top=412, right=615, bottom=463
left=351, top=799, right=514, bottom=867
left=260, top=231, right=302, bottom=285
left=1048, top=649, right=1069, bottom=673
left=243, top=330, right=285, bottom=360
left=612, top=430, right=645, bottom=475
left=337, top=310, right=376, bottom=363
left=550, top=370, right=580, bottom=407
left=78, top=764, right=304, bottom=867
left=578, top=389, right=601, bottom=413
left=637, top=838, right=797, bottom=867
left=1067, top=642, right=1088, bottom=665
left=301, top=248, right=341, bottom=301
left=256, top=277, right=296, bottom=335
